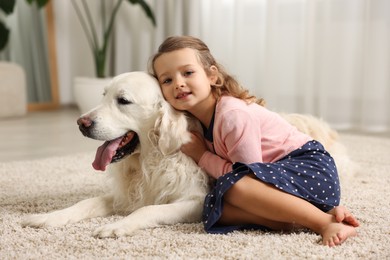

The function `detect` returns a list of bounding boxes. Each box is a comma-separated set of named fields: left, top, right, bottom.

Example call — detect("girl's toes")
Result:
left=323, top=237, right=334, bottom=247
left=333, top=235, right=341, bottom=246
left=337, top=232, right=346, bottom=244
left=323, top=235, right=340, bottom=247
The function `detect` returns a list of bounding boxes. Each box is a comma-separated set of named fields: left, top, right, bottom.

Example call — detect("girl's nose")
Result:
left=174, top=77, right=185, bottom=88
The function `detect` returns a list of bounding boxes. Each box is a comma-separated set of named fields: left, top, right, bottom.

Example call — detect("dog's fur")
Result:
left=22, top=72, right=209, bottom=237
left=281, top=113, right=356, bottom=182
left=22, top=72, right=353, bottom=237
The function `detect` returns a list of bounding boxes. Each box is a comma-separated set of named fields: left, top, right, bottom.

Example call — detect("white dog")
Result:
left=22, top=71, right=353, bottom=237
left=22, top=72, right=210, bottom=238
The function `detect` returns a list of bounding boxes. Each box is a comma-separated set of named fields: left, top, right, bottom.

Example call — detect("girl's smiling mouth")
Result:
left=176, top=92, right=192, bottom=99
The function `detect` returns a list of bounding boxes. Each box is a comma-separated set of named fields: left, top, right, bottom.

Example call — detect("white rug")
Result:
left=1, top=134, right=389, bottom=259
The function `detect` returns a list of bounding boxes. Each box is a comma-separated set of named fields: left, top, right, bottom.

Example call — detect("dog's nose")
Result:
left=77, top=116, right=92, bottom=127
left=77, top=116, right=93, bottom=137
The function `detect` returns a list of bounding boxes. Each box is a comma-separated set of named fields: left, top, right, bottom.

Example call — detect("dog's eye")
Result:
left=117, top=97, right=131, bottom=105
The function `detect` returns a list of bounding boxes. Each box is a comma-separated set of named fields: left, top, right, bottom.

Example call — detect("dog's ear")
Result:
left=153, top=101, right=191, bottom=155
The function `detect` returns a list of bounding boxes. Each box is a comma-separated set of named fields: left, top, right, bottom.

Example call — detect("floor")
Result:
left=1, top=107, right=389, bottom=163
left=0, top=107, right=98, bottom=162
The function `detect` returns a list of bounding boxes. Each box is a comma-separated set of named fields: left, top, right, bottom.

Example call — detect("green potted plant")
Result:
left=0, top=0, right=48, bottom=117
left=71, top=0, right=156, bottom=78
left=0, top=0, right=15, bottom=51
left=71, top=0, right=156, bottom=113
left=0, top=0, right=49, bottom=51
left=0, top=0, right=25, bottom=117
left=2, top=1, right=156, bottom=114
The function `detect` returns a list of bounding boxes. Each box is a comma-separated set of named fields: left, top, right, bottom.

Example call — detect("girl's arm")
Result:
left=181, top=134, right=233, bottom=179
left=183, top=108, right=263, bottom=179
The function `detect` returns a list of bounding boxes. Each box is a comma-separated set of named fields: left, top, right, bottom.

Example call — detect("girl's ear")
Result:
left=209, top=65, right=219, bottom=85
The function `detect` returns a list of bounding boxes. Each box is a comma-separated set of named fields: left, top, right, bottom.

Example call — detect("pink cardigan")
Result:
left=198, top=96, right=311, bottom=179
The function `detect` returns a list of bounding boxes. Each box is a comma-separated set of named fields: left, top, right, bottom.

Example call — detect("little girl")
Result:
left=149, top=36, right=359, bottom=246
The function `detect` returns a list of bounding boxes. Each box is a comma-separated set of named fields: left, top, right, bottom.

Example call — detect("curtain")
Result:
left=214, top=0, right=390, bottom=133
left=207, top=0, right=389, bottom=133
left=0, top=0, right=52, bottom=104
left=55, top=0, right=390, bottom=133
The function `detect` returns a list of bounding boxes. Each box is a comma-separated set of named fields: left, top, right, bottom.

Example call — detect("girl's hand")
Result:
left=328, top=206, right=360, bottom=227
left=181, top=131, right=207, bottom=164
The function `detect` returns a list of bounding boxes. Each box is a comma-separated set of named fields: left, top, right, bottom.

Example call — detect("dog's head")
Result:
left=77, top=71, right=191, bottom=171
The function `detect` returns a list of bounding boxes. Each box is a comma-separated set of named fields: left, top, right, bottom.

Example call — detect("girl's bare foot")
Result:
left=321, top=222, right=357, bottom=247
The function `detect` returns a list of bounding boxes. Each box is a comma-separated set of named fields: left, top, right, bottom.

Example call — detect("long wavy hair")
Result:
left=148, top=36, right=265, bottom=106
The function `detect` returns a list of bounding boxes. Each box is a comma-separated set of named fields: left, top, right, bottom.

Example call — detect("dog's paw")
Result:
left=93, top=223, right=137, bottom=238
left=21, top=212, right=72, bottom=228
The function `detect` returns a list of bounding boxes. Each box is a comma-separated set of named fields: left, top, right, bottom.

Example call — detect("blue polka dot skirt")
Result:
left=203, top=140, right=341, bottom=234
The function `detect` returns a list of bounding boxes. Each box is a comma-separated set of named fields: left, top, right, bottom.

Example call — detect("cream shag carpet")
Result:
left=1, top=134, right=389, bottom=259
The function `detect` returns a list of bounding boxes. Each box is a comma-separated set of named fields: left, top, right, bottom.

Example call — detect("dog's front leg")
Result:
left=21, top=195, right=114, bottom=228
left=93, top=200, right=203, bottom=238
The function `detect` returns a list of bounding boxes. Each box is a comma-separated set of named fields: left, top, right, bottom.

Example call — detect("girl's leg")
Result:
left=220, top=175, right=357, bottom=246
left=220, top=203, right=359, bottom=231
left=219, top=202, right=295, bottom=231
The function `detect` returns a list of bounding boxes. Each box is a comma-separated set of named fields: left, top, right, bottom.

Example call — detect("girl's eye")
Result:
left=162, top=78, right=172, bottom=85
left=184, top=71, right=194, bottom=76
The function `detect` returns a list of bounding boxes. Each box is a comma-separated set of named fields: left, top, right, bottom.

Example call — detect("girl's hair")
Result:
left=148, top=36, right=265, bottom=106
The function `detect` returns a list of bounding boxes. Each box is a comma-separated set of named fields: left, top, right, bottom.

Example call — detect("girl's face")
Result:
left=153, top=48, right=217, bottom=114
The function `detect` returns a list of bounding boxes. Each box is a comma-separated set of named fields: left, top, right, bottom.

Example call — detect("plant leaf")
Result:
left=25, top=0, right=50, bottom=8
left=36, top=0, right=50, bottom=8
left=0, top=0, right=16, bottom=15
left=127, top=0, right=156, bottom=26
left=0, top=21, right=10, bottom=51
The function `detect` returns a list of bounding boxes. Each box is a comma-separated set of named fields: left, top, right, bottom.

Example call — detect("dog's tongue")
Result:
left=92, top=137, right=123, bottom=171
